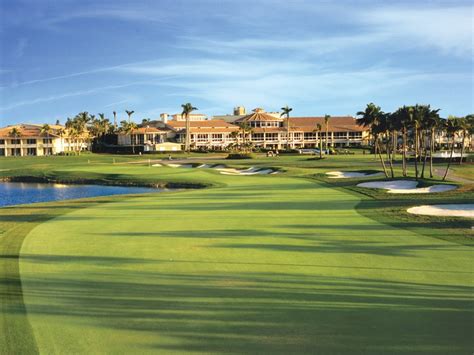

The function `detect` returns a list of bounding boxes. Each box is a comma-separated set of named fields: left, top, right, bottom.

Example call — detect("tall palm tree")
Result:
left=40, top=124, right=52, bottom=155
left=8, top=127, right=21, bottom=156
left=357, top=103, right=383, bottom=157
left=181, top=103, right=198, bottom=153
left=280, top=105, right=293, bottom=150
left=379, top=114, right=395, bottom=178
left=392, top=106, right=411, bottom=177
left=57, top=128, right=66, bottom=152
left=120, top=120, right=138, bottom=154
left=442, top=116, right=461, bottom=181
left=457, top=116, right=470, bottom=164
left=125, top=110, right=135, bottom=123
left=357, top=103, right=388, bottom=177
left=324, top=114, right=331, bottom=152
left=113, top=111, right=117, bottom=131
left=142, top=118, right=151, bottom=144
left=315, top=123, right=323, bottom=159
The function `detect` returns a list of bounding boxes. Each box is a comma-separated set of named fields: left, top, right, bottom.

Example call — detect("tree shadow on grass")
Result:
left=11, top=268, right=474, bottom=354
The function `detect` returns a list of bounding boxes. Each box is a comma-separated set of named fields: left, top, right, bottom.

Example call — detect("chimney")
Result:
left=160, top=113, right=168, bottom=123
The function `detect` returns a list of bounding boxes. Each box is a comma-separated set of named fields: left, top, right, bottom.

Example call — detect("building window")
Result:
left=293, top=133, right=302, bottom=140
left=26, top=139, right=36, bottom=144
left=0, top=139, right=5, bottom=144
left=211, top=134, right=223, bottom=140
left=265, top=133, right=279, bottom=140
left=43, top=138, right=53, bottom=144
left=10, top=148, right=21, bottom=156
left=27, top=148, right=37, bottom=156
left=304, top=132, right=316, bottom=140
left=0, top=148, right=4, bottom=156
left=44, top=147, right=53, bottom=155
left=11, top=139, right=20, bottom=144
left=252, top=133, right=264, bottom=140
left=197, top=134, right=208, bottom=142
left=334, top=132, right=347, bottom=139
left=131, top=134, right=144, bottom=145
left=349, top=132, right=362, bottom=139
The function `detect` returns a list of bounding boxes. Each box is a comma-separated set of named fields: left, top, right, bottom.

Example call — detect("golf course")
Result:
left=1, top=153, right=473, bottom=354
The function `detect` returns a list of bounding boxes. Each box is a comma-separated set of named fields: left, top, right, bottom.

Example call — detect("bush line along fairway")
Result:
left=1, top=154, right=473, bottom=354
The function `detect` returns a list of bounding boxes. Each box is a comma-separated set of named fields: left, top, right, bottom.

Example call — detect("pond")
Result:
left=0, top=182, right=166, bottom=207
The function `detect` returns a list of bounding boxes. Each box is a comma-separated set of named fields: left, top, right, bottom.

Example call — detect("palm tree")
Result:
left=324, top=114, right=330, bottom=152
left=57, top=128, right=66, bottom=152
left=392, top=106, right=412, bottom=177
left=379, top=114, right=395, bottom=178
left=357, top=103, right=383, bottom=156
left=113, top=111, right=117, bottom=131
left=357, top=104, right=388, bottom=177
left=125, top=110, right=135, bottom=123
left=442, top=116, right=461, bottom=181
left=8, top=127, right=21, bottom=156
left=315, top=123, right=323, bottom=159
left=40, top=124, right=52, bottom=155
left=280, top=105, right=293, bottom=150
left=181, top=103, right=198, bottom=153
left=457, top=116, right=470, bottom=164
left=120, top=120, right=138, bottom=154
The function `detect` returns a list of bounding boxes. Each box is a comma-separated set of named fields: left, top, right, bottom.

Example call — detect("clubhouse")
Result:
left=139, top=108, right=369, bottom=151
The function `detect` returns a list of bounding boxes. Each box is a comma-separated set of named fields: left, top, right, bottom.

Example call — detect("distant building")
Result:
left=169, top=113, right=208, bottom=121
left=0, top=124, right=89, bottom=156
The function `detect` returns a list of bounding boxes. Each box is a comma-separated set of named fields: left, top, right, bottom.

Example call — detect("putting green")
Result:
left=17, top=170, right=474, bottom=353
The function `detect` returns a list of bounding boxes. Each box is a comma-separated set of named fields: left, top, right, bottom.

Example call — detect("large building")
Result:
left=129, top=108, right=369, bottom=151
left=0, top=124, right=89, bottom=157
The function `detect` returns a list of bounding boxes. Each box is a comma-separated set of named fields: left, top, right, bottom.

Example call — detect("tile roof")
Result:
left=235, top=111, right=283, bottom=123
left=166, top=120, right=239, bottom=132
left=288, top=117, right=365, bottom=132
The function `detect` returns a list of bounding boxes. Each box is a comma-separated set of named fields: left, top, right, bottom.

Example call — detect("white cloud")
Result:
left=360, top=5, right=473, bottom=57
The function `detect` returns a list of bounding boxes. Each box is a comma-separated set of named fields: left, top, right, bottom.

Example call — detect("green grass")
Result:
left=1, top=154, right=473, bottom=354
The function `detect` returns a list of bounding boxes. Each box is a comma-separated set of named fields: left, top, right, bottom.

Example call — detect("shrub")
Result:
left=226, top=153, right=255, bottom=159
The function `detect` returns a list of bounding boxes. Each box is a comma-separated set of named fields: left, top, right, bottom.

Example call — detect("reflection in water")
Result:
left=0, top=182, right=165, bottom=207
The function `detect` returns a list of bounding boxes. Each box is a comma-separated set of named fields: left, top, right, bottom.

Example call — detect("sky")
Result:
left=0, top=0, right=472, bottom=125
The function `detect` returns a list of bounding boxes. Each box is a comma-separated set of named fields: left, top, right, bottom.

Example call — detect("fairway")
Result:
left=4, top=163, right=471, bottom=354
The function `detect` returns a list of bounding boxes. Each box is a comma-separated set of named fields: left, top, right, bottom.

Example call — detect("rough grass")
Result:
left=0, top=153, right=473, bottom=354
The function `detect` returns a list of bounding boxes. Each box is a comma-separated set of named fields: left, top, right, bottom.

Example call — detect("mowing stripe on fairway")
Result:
left=14, top=172, right=474, bottom=353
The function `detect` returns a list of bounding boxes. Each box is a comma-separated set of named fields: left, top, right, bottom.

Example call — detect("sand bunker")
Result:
left=166, top=163, right=193, bottom=168
left=357, top=180, right=457, bottom=194
left=217, top=167, right=275, bottom=175
left=326, top=171, right=383, bottom=179
left=407, top=204, right=474, bottom=218
left=154, top=163, right=276, bottom=175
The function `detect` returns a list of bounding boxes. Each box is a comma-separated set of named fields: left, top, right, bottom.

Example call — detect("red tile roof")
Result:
left=288, top=117, right=365, bottom=132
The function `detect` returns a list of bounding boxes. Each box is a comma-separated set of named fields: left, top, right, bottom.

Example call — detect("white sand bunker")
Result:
left=166, top=163, right=194, bottom=168
left=153, top=163, right=276, bottom=175
left=326, top=171, right=383, bottom=179
left=357, top=180, right=457, bottom=194
left=407, top=204, right=474, bottom=218
left=218, top=167, right=276, bottom=175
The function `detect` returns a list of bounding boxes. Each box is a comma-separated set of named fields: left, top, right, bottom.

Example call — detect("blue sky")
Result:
left=0, top=0, right=472, bottom=125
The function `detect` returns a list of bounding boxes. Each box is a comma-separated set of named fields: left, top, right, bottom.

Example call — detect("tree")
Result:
left=315, top=123, right=323, bottom=159
left=391, top=106, right=412, bottom=177
left=8, top=127, right=21, bottom=156
left=280, top=105, right=293, bottom=150
left=57, top=128, right=66, bottom=152
left=457, top=116, right=470, bottom=164
left=40, top=124, right=52, bottom=155
left=125, top=110, right=135, bottom=123
left=181, top=103, right=198, bottom=153
left=442, top=116, right=461, bottom=181
left=120, top=120, right=138, bottom=154
left=356, top=104, right=388, bottom=177
left=113, top=111, right=117, bottom=130
left=324, top=114, right=331, bottom=152
left=357, top=103, right=383, bottom=155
